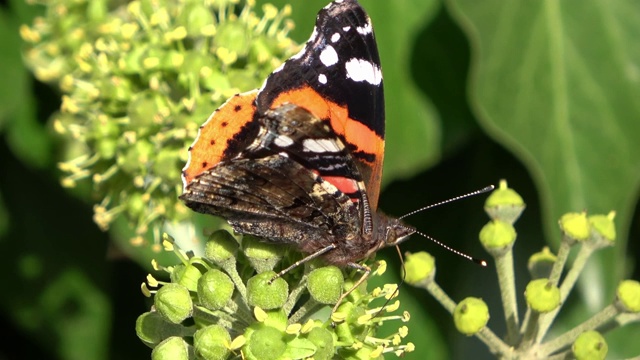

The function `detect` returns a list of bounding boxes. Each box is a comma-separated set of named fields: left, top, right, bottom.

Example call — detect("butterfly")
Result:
left=180, top=0, right=415, bottom=311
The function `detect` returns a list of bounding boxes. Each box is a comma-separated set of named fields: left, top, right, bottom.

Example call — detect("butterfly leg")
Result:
left=331, top=262, right=372, bottom=317
left=268, top=243, right=338, bottom=284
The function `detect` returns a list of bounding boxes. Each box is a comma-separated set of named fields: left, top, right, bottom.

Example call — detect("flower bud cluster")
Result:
left=137, top=232, right=414, bottom=359
left=405, top=179, right=638, bottom=359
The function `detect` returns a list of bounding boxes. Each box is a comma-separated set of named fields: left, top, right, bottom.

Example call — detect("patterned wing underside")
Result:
left=246, top=104, right=364, bottom=198
left=180, top=155, right=360, bottom=244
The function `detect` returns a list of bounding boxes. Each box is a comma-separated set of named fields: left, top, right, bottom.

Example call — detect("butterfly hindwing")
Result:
left=180, top=105, right=367, bottom=261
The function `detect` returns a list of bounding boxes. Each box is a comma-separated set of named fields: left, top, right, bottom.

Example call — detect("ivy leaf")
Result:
left=449, top=0, right=639, bottom=294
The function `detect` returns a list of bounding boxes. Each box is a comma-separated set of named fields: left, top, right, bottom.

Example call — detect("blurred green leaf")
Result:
left=0, top=4, right=52, bottom=168
left=449, top=1, right=638, bottom=280
left=448, top=0, right=640, bottom=356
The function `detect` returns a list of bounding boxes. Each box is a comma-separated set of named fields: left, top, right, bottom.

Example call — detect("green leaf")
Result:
left=0, top=5, right=52, bottom=168
left=448, top=0, right=638, bottom=292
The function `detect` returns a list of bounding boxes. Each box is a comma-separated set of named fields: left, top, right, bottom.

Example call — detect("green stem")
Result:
left=494, top=250, right=519, bottom=344
left=476, top=326, right=514, bottom=358
left=538, top=304, right=620, bottom=356
left=536, top=244, right=595, bottom=342
left=548, top=240, right=571, bottom=286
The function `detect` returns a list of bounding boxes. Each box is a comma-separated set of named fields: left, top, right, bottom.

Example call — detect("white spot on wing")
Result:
left=345, top=58, right=382, bottom=85
left=303, top=138, right=342, bottom=153
left=357, top=21, right=372, bottom=35
left=274, top=135, right=294, bottom=147
left=319, top=45, right=339, bottom=67
left=318, top=74, right=327, bottom=84
left=342, top=26, right=351, bottom=32
left=331, top=32, right=341, bottom=43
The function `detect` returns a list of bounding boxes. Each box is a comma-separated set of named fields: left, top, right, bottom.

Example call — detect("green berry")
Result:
left=151, top=336, right=190, bottom=360
left=246, top=271, right=288, bottom=310
left=615, top=280, right=640, bottom=313
left=307, top=266, right=344, bottom=304
left=155, top=283, right=193, bottom=324
left=527, top=247, right=557, bottom=279
left=135, top=311, right=183, bottom=347
left=172, top=263, right=203, bottom=292
left=193, top=325, right=231, bottom=360
left=559, top=212, right=590, bottom=243
left=479, top=220, right=516, bottom=254
left=572, top=331, right=607, bottom=360
left=453, top=297, right=489, bottom=335
left=525, top=279, right=560, bottom=313
left=198, top=268, right=235, bottom=310
left=204, top=230, right=238, bottom=265
left=306, top=327, right=335, bottom=360
left=244, top=326, right=286, bottom=360
left=588, top=212, right=616, bottom=246
left=243, top=235, right=284, bottom=273
left=404, top=252, right=435, bottom=286
left=484, top=180, right=526, bottom=224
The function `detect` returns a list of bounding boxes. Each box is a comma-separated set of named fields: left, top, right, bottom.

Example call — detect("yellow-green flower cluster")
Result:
left=21, top=0, right=298, bottom=246
left=137, top=232, right=414, bottom=359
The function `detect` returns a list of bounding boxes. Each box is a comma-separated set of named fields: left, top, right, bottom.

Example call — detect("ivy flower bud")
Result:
left=306, top=327, right=335, bottom=360
left=484, top=179, right=525, bottom=224
left=198, top=268, right=235, bottom=310
left=527, top=247, right=557, bottom=279
left=588, top=212, right=616, bottom=248
left=572, top=331, right=607, bottom=360
left=204, top=230, right=238, bottom=266
left=243, top=326, right=287, bottom=360
left=307, top=266, right=344, bottom=304
left=155, top=283, right=193, bottom=324
left=243, top=235, right=284, bottom=273
left=136, top=311, right=184, bottom=347
left=559, top=212, right=590, bottom=244
left=479, top=220, right=517, bottom=256
left=247, top=271, right=288, bottom=310
left=404, top=251, right=435, bottom=286
left=525, top=279, right=560, bottom=313
left=453, top=297, right=489, bottom=335
left=171, top=263, right=203, bottom=292
left=615, top=280, right=640, bottom=313
left=151, top=336, right=190, bottom=360
left=193, top=325, right=231, bottom=360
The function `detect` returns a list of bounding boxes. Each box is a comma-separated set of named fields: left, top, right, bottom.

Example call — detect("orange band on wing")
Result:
left=270, top=86, right=384, bottom=209
left=182, top=91, right=258, bottom=186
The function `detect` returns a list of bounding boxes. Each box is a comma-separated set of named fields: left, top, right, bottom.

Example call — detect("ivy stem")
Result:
left=548, top=240, right=572, bottom=287
left=536, top=244, right=596, bottom=342
left=493, top=249, right=519, bottom=344
left=538, top=303, right=620, bottom=356
left=424, top=280, right=512, bottom=357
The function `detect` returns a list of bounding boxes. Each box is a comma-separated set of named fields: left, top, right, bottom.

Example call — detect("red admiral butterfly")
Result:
left=180, top=0, right=415, bottom=308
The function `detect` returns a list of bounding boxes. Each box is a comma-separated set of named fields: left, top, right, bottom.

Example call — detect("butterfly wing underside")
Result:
left=180, top=105, right=366, bottom=251
left=256, top=0, right=385, bottom=209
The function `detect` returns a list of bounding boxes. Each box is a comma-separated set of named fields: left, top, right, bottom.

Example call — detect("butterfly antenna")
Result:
left=398, top=185, right=494, bottom=220
left=405, top=226, right=487, bottom=266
